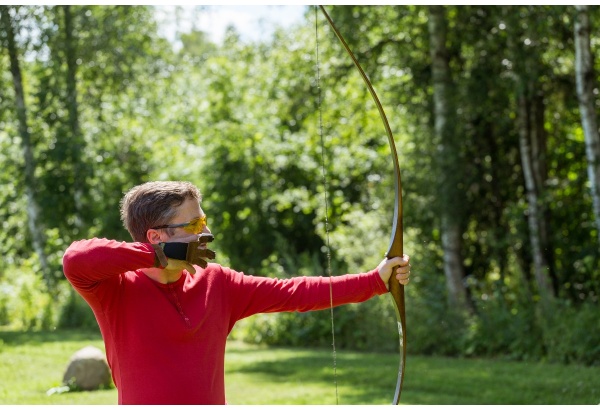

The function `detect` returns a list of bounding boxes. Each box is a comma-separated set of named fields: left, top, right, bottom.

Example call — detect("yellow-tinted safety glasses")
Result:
left=151, top=215, right=207, bottom=234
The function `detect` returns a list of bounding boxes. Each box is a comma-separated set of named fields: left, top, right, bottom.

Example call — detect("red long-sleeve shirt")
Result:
left=62, top=238, right=388, bottom=404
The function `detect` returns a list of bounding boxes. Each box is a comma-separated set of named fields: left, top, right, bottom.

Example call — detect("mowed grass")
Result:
left=0, top=329, right=598, bottom=405
left=0, top=330, right=116, bottom=404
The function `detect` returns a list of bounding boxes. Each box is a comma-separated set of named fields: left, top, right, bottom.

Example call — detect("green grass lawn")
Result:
left=0, top=329, right=598, bottom=405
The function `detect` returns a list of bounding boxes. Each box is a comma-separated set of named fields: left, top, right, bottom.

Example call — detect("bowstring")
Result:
left=314, top=5, right=338, bottom=405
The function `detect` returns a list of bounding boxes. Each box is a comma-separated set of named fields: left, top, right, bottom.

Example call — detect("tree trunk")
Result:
left=574, top=5, right=600, bottom=246
left=501, top=5, right=556, bottom=302
left=517, top=83, right=555, bottom=300
left=62, top=5, right=86, bottom=231
left=428, top=5, right=470, bottom=312
left=1, top=6, right=51, bottom=285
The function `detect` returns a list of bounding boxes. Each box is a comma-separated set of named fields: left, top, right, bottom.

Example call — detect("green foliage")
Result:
left=465, top=294, right=545, bottom=361
left=333, top=297, right=399, bottom=351
left=238, top=310, right=329, bottom=347
left=541, top=300, right=600, bottom=366
left=56, top=289, right=98, bottom=331
left=408, top=281, right=467, bottom=357
left=0, top=261, right=55, bottom=330
left=0, top=258, right=97, bottom=332
left=237, top=297, right=399, bottom=353
left=1, top=5, right=600, bottom=368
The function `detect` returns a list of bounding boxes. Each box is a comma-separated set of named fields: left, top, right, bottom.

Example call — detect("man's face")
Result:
left=152, top=198, right=211, bottom=243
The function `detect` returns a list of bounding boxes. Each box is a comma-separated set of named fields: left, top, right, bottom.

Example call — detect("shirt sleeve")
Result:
left=62, top=238, right=156, bottom=293
left=223, top=266, right=389, bottom=322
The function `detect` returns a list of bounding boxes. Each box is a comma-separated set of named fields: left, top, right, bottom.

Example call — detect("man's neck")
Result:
left=141, top=267, right=184, bottom=284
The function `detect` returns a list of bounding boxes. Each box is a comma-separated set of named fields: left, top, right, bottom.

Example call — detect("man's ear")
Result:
left=146, top=229, right=162, bottom=244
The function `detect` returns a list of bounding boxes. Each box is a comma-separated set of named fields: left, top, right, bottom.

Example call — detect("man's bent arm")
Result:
left=63, top=238, right=156, bottom=293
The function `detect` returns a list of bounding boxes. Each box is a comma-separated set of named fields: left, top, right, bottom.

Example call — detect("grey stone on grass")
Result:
left=62, top=345, right=111, bottom=391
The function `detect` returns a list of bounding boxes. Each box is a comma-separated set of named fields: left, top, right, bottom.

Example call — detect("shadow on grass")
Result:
left=227, top=346, right=402, bottom=404
left=227, top=346, right=600, bottom=405
left=0, top=328, right=102, bottom=347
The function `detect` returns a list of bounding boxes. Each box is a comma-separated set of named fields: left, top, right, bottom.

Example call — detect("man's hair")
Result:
left=120, top=181, right=202, bottom=242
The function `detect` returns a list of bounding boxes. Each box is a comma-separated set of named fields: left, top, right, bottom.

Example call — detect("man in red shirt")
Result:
left=63, top=180, right=411, bottom=404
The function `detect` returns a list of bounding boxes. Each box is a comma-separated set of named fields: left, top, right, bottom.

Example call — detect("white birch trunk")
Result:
left=517, top=91, right=554, bottom=300
left=575, top=5, right=600, bottom=244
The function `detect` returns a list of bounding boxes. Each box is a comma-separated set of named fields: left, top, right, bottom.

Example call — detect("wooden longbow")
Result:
left=319, top=5, right=406, bottom=404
